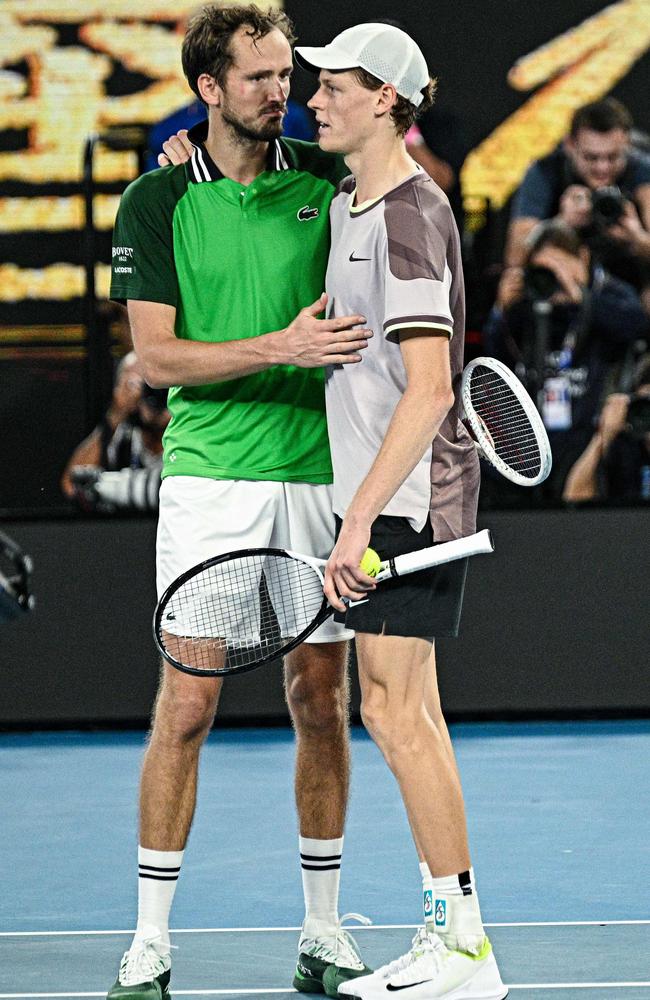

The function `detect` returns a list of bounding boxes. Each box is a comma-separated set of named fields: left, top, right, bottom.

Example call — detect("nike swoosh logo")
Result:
left=349, top=252, right=371, bottom=262
left=386, top=982, right=429, bottom=992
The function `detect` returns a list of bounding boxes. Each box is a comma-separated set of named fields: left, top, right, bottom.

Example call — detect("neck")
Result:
left=345, top=134, right=416, bottom=203
left=204, top=111, right=272, bottom=185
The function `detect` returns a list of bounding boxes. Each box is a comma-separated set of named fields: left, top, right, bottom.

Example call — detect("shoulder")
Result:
left=119, top=164, right=188, bottom=216
left=384, top=175, right=456, bottom=281
left=386, top=174, right=455, bottom=239
left=280, top=138, right=348, bottom=184
left=627, top=148, right=650, bottom=186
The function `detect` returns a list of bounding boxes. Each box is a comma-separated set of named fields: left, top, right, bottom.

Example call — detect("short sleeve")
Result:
left=110, top=169, right=181, bottom=307
left=510, top=161, right=555, bottom=220
left=383, top=191, right=455, bottom=339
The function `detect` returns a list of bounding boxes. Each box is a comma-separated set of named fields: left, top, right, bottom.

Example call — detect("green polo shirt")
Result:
left=110, top=127, right=347, bottom=483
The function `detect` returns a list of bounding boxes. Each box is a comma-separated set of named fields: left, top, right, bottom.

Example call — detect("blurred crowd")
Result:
left=64, top=95, right=650, bottom=514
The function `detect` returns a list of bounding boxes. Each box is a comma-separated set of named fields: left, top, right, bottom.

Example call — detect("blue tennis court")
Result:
left=2, top=721, right=649, bottom=998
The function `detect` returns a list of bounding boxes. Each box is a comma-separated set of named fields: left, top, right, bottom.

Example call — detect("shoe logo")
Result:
left=297, top=962, right=311, bottom=977
left=297, top=205, right=319, bottom=221
left=423, top=889, right=433, bottom=917
left=349, top=251, right=371, bottom=262
left=435, top=899, right=447, bottom=927
left=386, top=981, right=430, bottom=992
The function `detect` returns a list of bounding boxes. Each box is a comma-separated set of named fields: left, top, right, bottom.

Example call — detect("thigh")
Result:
left=279, top=482, right=353, bottom=645
left=156, top=476, right=280, bottom=597
left=355, top=631, right=434, bottom=713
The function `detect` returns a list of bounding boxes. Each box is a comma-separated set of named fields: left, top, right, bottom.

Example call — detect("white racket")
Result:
left=154, top=529, right=494, bottom=677
left=461, top=356, right=552, bottom=486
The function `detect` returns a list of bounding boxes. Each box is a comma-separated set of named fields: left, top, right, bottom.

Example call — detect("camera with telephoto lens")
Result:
left=626, top=395, right=650, bottom=439
left=70, top=465, right=161, bottom=513
left=524, top=265, right=561, bottom=302
left=591, top=186, right=626, bottom=227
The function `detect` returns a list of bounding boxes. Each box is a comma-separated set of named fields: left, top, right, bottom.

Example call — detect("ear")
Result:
left=197, top=73, right=222, bottom=107
left=374, top=82, right=398, bottom=120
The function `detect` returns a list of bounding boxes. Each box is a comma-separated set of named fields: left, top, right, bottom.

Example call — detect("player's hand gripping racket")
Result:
left=461, top=357, right=552, bottom=486
left=154, top=529, right=494, bottom=677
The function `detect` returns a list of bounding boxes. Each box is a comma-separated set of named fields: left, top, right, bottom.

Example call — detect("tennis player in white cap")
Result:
left=294, top=23, right=508, bottom=1000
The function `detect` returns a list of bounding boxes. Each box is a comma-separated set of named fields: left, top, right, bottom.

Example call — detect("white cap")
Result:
left=295, top=23, right=430, bottom=107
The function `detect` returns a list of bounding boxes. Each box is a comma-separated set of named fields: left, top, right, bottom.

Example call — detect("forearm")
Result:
left=345, top=384, right=454, bottom=528
left=562, top=433, right=604, bottom=502
left=134, top=329, right=284, bottom=388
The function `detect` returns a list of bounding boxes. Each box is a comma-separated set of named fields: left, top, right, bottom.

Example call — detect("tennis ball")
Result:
left=359, top=547, right=381, bottom=578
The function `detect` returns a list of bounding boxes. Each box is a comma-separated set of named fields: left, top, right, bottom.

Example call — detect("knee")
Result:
left=153, top=683, right=218, bottom=745
left=286, top=668, right=348, bottom=737
left=360, top=695, right=422, bottom=765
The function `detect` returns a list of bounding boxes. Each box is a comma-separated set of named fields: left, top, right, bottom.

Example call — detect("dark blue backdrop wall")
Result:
left=2, top=508, right=648, bottom=726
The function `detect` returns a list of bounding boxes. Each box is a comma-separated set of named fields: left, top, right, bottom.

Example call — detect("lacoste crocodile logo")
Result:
left=297, top=205, right=319, bottom=221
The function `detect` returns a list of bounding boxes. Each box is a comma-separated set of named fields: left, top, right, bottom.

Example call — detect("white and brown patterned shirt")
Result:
left=325, top=169, right=479, bottom=540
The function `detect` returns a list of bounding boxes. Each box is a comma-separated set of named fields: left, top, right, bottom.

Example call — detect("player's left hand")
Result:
left=324, top=519, right=376, bottom=611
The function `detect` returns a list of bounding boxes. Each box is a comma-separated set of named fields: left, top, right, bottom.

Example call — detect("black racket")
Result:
left=154, top=529, right=494, bottom=677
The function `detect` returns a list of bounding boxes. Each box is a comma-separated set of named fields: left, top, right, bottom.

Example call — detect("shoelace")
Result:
left=376, top=926, right=446, bottom=980
left=119, top=931, right=170, bottom=987
left=302, top=912, right=372, bottom=969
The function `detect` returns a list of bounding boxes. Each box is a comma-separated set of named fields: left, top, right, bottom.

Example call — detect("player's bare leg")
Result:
left=140, top=662, right=223, bottom=849
left=340, top=634, right=506, bottom=1000
left=285, top=641, right=350, bottom=838
left=108, top=663, right=222, bottom=1000
left=285, top=641, right=371, bottom=995
left=355, top=632, right=469, bottom=875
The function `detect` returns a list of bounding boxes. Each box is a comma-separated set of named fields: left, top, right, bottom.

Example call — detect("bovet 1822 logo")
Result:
left=297, top=205, right=319, bottom=221
left=112, top=245, right=135, bottom=274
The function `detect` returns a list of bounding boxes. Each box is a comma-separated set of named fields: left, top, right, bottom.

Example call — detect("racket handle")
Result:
left=376, top=528, right=494, bottom=581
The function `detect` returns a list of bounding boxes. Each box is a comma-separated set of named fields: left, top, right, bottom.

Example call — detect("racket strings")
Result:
left=159, top=554, right=324, bottom=672
left=470, top=367, right=542, bottom=476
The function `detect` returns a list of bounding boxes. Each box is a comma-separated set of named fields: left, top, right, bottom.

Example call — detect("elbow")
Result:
left=138, top=355, right=171, bottom=389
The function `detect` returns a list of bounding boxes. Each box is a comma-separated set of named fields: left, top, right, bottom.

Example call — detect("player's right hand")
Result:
left=158, top=129, right=194, bottom=167
left=279, top=294, right=372, bottom=367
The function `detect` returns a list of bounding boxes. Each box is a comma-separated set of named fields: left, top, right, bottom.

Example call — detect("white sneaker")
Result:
left=108, top=925, right=171, bottom=998
left=338, top=927, right=507, bottom=1000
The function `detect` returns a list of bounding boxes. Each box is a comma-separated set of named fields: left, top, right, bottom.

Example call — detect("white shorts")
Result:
left=156, top=476, right=353, bottom=644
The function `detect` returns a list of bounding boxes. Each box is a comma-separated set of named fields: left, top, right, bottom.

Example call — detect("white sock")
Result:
left=300, top=836, right=343, bottom=934
left=423, top=867, right=485, bottom=955
left=135, top=846, right=184, bottom=953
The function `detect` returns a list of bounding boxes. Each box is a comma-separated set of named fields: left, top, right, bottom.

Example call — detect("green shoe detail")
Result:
left=107, top=968, right=171, bottom=1000
left=293, top=952, right=328, bottom=993
left=456, top=936, right=493, bottom=962
left=322, top=962, right=373, bottom=999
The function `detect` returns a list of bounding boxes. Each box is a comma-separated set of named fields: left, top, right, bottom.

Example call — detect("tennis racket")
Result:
left=154, top=528, right=494, bottom=677
left=461, top=357, right=552, bottom=486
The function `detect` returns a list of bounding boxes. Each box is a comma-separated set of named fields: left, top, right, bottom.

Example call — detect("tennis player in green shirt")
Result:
left=107, top=6, right=372, bottom=999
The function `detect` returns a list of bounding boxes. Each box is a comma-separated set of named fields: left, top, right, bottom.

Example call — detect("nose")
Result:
left=268, top=77, right=287, bottom=103
left=308, top=87, right=323, bottom=111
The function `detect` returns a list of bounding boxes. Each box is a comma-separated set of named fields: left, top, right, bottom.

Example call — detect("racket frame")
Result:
left=153, top=547, right=331, bottom=678
left=153, top=530, right=494, bottom=677
left=461, top=356, right=552, bottom=487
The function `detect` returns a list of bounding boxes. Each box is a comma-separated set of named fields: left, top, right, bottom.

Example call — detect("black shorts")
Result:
left=333, top=515, right=468, bottom=639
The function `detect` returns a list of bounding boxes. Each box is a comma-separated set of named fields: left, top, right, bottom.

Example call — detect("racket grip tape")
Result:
left=377, top=529, right=494, bottom=580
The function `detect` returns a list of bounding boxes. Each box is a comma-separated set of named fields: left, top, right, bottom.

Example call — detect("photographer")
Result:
left=61, top=351, right=170, bottom=512
left=505, top=99, right=650, bottom=306
left=563, top=358, right=650, bottom=503
left=485, top=220, right=648, bottom=498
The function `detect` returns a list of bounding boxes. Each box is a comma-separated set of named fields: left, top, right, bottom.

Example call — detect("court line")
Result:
left=1, top=920, right=649, bottom=937
left=2, top=986, right=650, bottom=997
